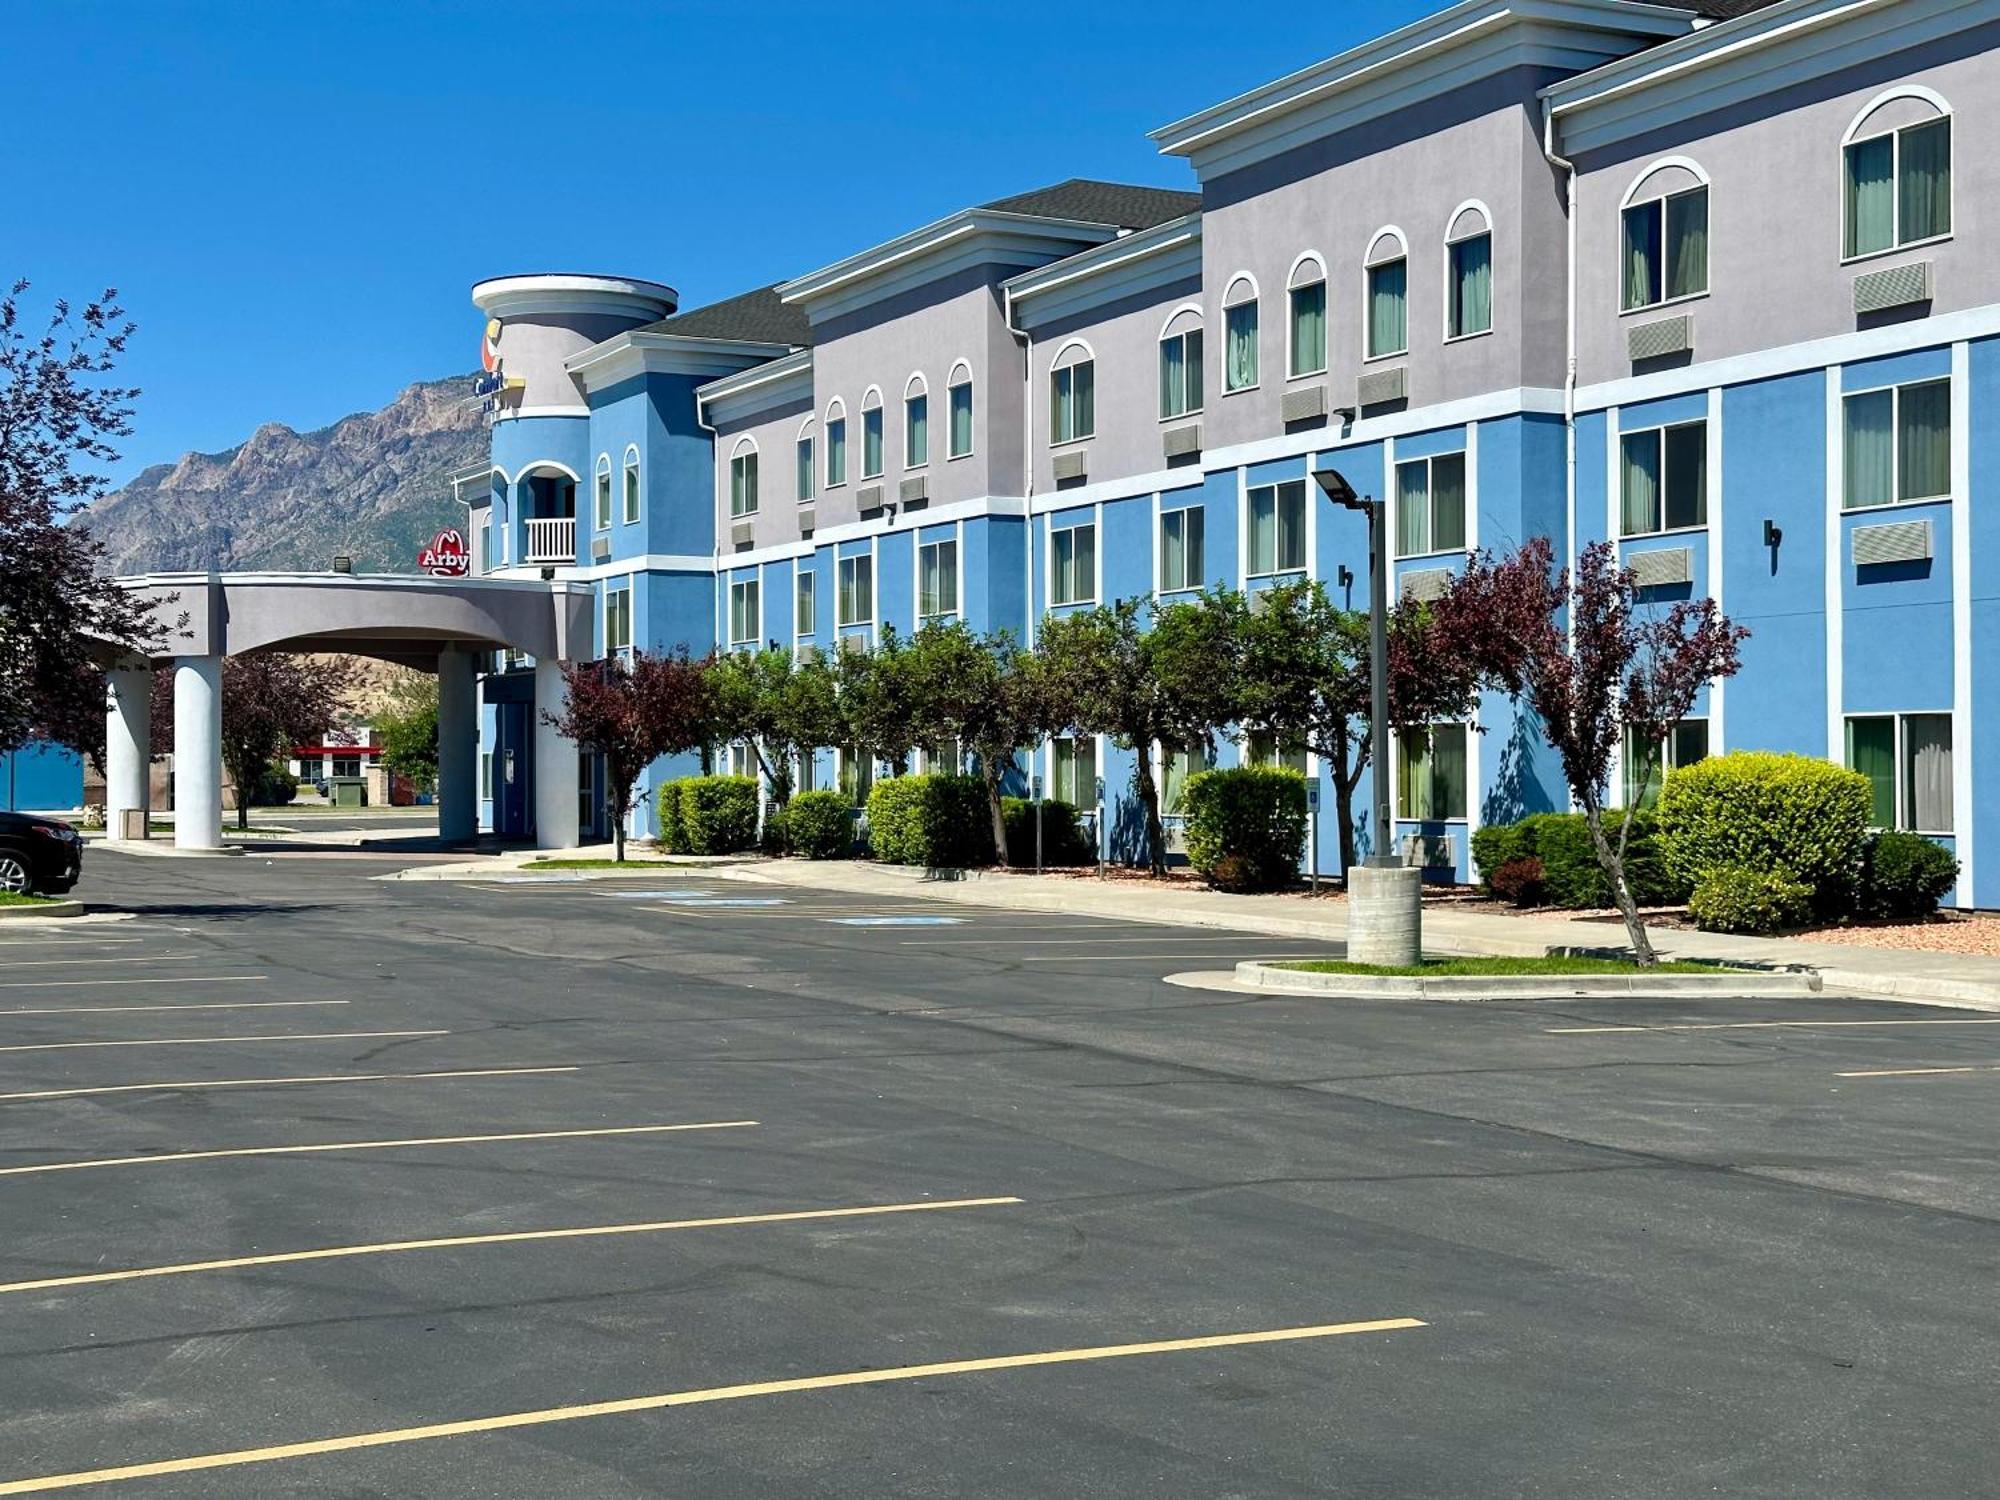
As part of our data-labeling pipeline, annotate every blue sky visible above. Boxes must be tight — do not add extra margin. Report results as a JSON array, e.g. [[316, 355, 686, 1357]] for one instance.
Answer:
[[8, 1, 1432, 487]]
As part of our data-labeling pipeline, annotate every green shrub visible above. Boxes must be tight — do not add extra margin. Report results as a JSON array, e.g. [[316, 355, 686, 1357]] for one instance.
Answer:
[[1656, 752, 1870, 912], [1477, 812, 1684, 909], [759, 805, 789, 856], [1688, 867, 1814, 935], [786, 790, 854, 860], [1859, 831, 1959, 919], [1002, 797, 1094, 867], [670, 775, 760, 855], [1182, 766, 1307, 893], [657, 779, 688, 853], [865, 774, 994, 867], [252, 767, 298, 806], [1489, 855, 1545, 907], [1470, 822, 1524, 888]]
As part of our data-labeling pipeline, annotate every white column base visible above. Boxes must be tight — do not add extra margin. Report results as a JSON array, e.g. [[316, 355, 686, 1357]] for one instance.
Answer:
[[532, 659, 580, 851], [172, 656, 224, 852], [1346, 863, 1423, 967], [104, 666, 152, 842]]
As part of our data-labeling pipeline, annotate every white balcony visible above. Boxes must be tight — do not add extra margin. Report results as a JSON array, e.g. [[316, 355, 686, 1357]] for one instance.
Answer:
[[524, 517, 576, 565]]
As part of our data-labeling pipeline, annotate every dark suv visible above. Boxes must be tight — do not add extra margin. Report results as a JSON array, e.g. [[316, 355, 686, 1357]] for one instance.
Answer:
[[0, 811, 83, 896]]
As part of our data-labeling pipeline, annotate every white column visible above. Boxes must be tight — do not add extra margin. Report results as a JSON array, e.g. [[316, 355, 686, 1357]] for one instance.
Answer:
[[532, 658, 580, 850], [173, 655, 224, 851], [104, 665, 151, 842], [436, 649, 478, 844]]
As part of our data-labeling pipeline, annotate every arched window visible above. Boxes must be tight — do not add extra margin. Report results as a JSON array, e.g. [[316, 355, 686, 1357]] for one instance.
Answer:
[[1286, 257, 1326, 378], [1843, 87, 1951, 259], [946, 360, 974, 458], [621, 444, 641, 524], [1621, 160, 1709, 311], [1364, 230, 1408, 359], [592, 453, 613, 531], [1158, 306, 1203, 420], [903, 373, 929, 469], [1444, 202, 1492, 339], [860, 387, 885, 479], [728, 437, 759, 519], [1050, 341, 1095, 444], [795, 417, 816, 503], [824, 399, 847, 487], [1222, 274, 1259, 392]]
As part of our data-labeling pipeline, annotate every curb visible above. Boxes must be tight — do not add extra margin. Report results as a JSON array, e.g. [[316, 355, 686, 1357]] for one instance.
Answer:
[[1233, 960, 1824, 1001], [0, 900, 85, 920], [94, 841, 246, 859]]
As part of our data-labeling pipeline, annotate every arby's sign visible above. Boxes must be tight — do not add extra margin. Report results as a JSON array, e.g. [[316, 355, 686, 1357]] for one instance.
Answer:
[[418, 528, 471, 578]]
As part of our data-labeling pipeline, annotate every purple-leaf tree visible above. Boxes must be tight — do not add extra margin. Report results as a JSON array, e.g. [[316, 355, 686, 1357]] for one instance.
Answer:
[[543, 649, 713, 861], [1442, 538, 1748, 964]]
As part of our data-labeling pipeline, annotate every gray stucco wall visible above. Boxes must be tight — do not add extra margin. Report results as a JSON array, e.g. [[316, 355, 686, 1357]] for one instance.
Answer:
[[713, 392, 815, 554]]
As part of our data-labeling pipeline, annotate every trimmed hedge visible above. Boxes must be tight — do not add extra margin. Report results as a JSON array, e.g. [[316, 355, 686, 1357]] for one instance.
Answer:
[[1182, 766, 1307, 893], [1002, 797, 1094, 867], [1472, 811, 1685, 909], [786, 790, 854, 860], [1860, 830, 1959, 919], [1656, 752, 1870, 911], [1689, 867, 1814, 935], [866, 774, 994, 868], [656, 775, 759, 855]]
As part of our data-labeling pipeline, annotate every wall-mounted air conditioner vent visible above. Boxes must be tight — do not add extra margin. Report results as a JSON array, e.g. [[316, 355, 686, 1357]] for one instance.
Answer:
[[730, 520, 754, 548], [1853, 261, 1932, 315], [1052, 450, 1089, 484], [899, 476, 927, 505], [1627, 315, 1693, 362], [1627, 546, 1692, 588], [1401, 832, 1455, 869], [1357, 366, 1407, 407], [856, 485, 885, 516], [1281, 384, 1327, 423], [1852, 517, 1932, 567], [1400, 567, 1452, 602], [797, 504, 816, 535], [1162, 423, 1203, 460]]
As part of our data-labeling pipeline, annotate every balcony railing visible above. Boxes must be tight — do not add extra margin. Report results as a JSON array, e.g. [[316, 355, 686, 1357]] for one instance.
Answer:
[[524, 517, 576, 565]]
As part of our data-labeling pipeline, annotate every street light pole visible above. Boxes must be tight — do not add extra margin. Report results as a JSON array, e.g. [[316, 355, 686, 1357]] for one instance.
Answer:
[[1364, 489, 1393, 869]]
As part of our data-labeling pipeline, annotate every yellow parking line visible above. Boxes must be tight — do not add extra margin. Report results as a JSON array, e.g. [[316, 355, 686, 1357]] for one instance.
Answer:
[[0, 1029, 444, 1056], [0, 1120, 755, 1179], [0, 1316, 1423, 1493], [0, 975, 266, 990], [1546, 1018, 2000, 1034], [0, 1000, 349, 1018], [1835, 1064, 2000, 1078], [0, 1065, 579, 1104], [0, 1195, 1022, 1296]]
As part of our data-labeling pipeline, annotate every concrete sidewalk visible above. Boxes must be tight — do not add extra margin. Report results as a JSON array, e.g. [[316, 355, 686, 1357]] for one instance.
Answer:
[[735, 858, 2000, 1011]]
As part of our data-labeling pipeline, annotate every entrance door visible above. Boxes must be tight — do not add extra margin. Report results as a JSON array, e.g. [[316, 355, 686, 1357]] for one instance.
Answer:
[[493, 701, 532, 839]]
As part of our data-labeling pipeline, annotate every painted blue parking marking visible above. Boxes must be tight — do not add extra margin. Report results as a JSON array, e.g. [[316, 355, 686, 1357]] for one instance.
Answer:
[[652, 896, 791, 908], [823, 916, 966, 927], [609, 889, 718, 899]]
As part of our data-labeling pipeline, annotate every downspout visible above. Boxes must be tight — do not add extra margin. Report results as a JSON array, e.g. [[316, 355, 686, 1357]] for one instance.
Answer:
[[1542, 97, 1578, 635], [1003, 283, 1036, 649], [695, 391, 727, 788]]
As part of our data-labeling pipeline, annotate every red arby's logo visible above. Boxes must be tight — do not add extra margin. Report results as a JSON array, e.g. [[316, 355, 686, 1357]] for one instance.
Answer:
[[419, 528, 471, 578]]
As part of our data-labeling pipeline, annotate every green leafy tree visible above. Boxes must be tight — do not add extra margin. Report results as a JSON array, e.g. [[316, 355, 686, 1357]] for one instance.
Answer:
[[374, 675, 438, 795], [544, 648, 714, 861], [706, 646, 844, 806], [1035, 594, 1240, 875], [835, 624, 917, 777], [151, 655, 354, 829], [901, 621, 1045, 865]]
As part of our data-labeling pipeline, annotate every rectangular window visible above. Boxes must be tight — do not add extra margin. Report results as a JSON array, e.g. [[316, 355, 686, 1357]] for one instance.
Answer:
[[1225, 299, 1259, 390], [1247, 730, 1310, 778], [862, 405, 884, 478], [604, 587, 632, 657], [1050, 520, 1096, 606], [1394, 452, 1467, 557], [480, 751, 492, 801], [794, 569, 815, 637], [1847, 712, 1952, 832], [1843, 378, 1949, 509], [919, 538, 958, 620], [730, 450, 758, 518], [1051, 360, 1095, 443], [1845, 116, 1950, 259], [1396, 723, 1468, 820], [948, 378, 973, 457], [594, 466, 612, 530], [796, 437, 814, 502], [1247, 480, 1307, 575], [905, 393, 928, 468], [623, 459, 640, 524], [839, 746, 873, 808], [1158, 328, 1204, 419], [1367, 255, 1407, 358], [1288, 281, 1325, 377], [826, 418, 847, 487], [728, 578, 760, 646], [1622, 186, 1708, 311], [1619, 421, 1707, 536], [1622, 717, 1708, 808], [475, 517, 491, 575], [837, 553, 873, 627], [1447, 232, 1492, 338], [1052, 736, 1096, 809], [1161, 741, 1210, 815], [1159, 505, 1206, 593]]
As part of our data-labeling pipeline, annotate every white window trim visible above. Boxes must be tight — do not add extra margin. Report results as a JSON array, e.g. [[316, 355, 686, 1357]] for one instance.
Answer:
[[794, 416, 816, 505], [1441, 199, 1495, 345], [1284, 253, 1329, 380], [859, 386, 886, 480], [793, 559, 815, 641], [621, 444, 642, 525], [602, 584, 634, 660], [1155, 302, 1206, 424], [1049, 338, 1097, 448], [1392, 448, 1472, 561], [1393, 720, 1473, 824], [592, 453, 613, 532], [1221, 272, 1261, 395], [1838, 374, 1953, 513], [1839, 86, 1954, 266], [835, 544, 877, 639], [1845, 709, 1955, 836], [903, 372, 929, 471], [823, 399, 848, 489], [945, 358, 975, 461], [1618, 171, 1712, 315], [1618, 418, 1709, 538], [916, 531, 961, 623], [727, 574, 762, 648], [1046, 508, 1101, 608], [1363, 225, 1410, 363], [1244, 477, 1309, 579], [1157, 500, 1206, 595], [728, 436, 760, 519]]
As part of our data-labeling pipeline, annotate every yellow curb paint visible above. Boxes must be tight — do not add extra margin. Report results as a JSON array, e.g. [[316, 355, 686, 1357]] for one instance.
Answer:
[[0, 1065, 578, 1104], [0, 1030, 445, 1056], [1546, 1018, 2000, 1034], [0, 1120, 756, 1179], [1835, 1064, 2000, 1078], [0, 1000, 349, 1018], [0, 1195, 1023, 1295], [0, 975, 266, 989], [0, 1317, 1425, 1493]]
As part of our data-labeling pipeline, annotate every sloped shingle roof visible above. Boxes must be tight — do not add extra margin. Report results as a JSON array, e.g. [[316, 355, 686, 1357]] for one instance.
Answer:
[[640, 285, 811, 347], [977, 178, 1201, 231]]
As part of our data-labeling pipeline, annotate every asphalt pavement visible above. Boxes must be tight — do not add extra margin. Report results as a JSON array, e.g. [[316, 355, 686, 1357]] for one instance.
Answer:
[[0, 848, 1993, 1496]]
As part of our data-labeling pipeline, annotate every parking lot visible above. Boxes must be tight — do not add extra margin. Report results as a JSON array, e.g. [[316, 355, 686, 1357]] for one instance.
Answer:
[[0, 850, 1994, 1496]]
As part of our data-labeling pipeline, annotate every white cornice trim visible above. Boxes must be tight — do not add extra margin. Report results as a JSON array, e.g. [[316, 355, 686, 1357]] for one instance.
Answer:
[[697, 348, 816, 426], [1005, 215, 1205, 328], [470, 274, 678, 321], [778, 209, 1121, 306], [722, 496, 1031, 571], [1201, 385, 1567, 473], [566, 332, 794, 393]]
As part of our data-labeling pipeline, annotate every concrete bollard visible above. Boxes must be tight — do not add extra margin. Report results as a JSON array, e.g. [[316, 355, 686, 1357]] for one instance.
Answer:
[[1347, 863, 1423, 967]]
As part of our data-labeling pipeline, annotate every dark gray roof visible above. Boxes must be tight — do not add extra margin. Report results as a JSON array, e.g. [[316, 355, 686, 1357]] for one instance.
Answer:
[[978, 178, 1201, 231], [639, 285, 811, 347], [1666, 0, 1790, 18]]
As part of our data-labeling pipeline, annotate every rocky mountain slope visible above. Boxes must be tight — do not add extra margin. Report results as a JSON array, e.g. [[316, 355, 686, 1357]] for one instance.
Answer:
[[83, 376, 485, 574]]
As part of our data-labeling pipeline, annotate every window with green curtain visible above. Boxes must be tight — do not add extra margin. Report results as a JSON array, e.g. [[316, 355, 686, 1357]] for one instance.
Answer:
[[1288, 278, 1326, 375], [948, 379, 973, 457], [1845, 716, 1896, 826], [1273, 480, 1306, 571], [1622, 200, 1661, 311], [730, 451, 758, 517], [919, 539, 957, 618], [1053, 736, 1095, 808], [1429, 454, 1466, 552], [1160, 506, 1204, 592], [1665, 189, 1708, 300], [826, 418, 846, 486], [796, 437, 813, 502], [1397, 724, 1466, 820], [1248, 731, 1309, 776], [1844, 133, 1895, 257], [729, 579, 759, 644], [623, 457, 640, 523], [1367, 256, 1406, 357], [1843, 388, 1894, 508], [1159, 331, 1194, 419], [1621, 429, 1662, 535], [838, 554, 872, 626], [840, 747, 873, 808], [794, 570, 814, 636], [1448, 233, 1491, 338], [1052, 361, 1095, 442], [1162, 741, 1209, 814], [1899, 117, 1951, 244], [1247, 485, 1278, 574], [594, 461, 612, 529], [905, 393, 927, 468], [605, 588, 632, 654], [1898, 378, 1950, 501], [1225, 299, 1259, 390], [1623, 718, 1708, 808], [861, 404, 883, 478], [1051, 523, 1094, 605], [1663, 422, 1707, 529], [1396, 458, 1430, 557]]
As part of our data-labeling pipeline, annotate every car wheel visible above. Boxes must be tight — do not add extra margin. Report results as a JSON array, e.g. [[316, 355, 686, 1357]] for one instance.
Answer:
[[0, 852, 32, 896]]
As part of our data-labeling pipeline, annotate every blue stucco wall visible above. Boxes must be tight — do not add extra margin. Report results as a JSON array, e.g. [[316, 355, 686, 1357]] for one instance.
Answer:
[[2, 743, 83, 812]]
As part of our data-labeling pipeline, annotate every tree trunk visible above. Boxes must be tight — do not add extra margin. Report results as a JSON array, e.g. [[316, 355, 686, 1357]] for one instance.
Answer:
[[229, 755, 251, 830], [1583, 796, 1656, 965], [1134, 747, 1167, 877], [1330, 723, 1360, 875], [612, 799, 626, 863], [984, 761, 1010, 869]]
